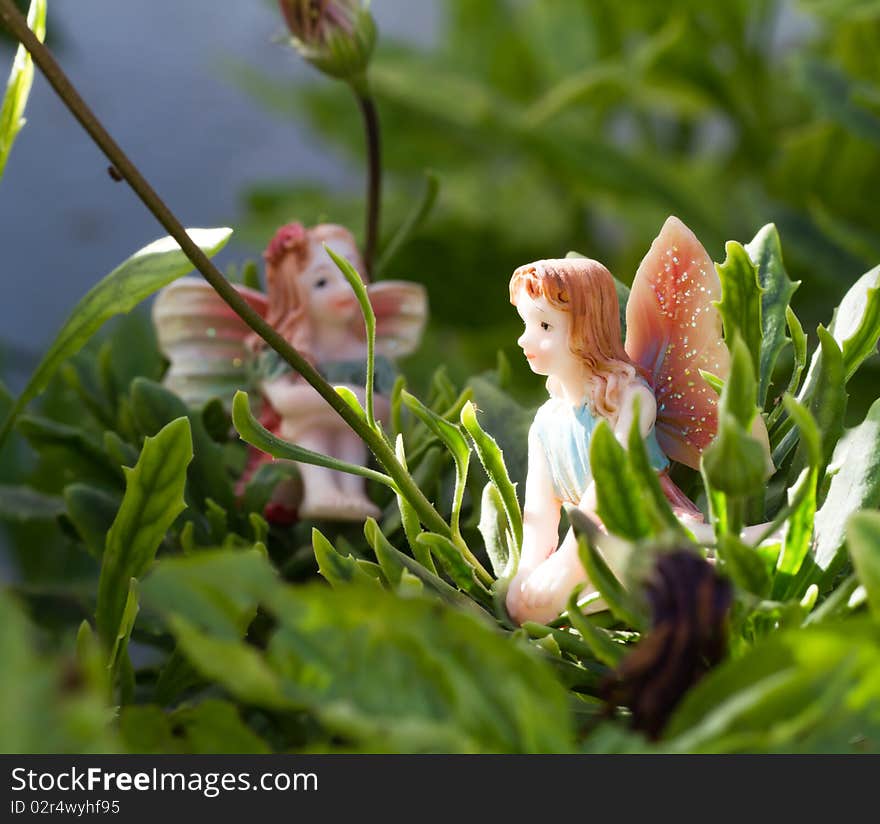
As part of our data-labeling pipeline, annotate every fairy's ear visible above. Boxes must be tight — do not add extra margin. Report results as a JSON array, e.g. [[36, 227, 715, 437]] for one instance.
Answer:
[[624, 216, 729, 470]]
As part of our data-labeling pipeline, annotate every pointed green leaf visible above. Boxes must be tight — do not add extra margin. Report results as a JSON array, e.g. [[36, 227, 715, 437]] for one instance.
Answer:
[[415, 532, 493, 608], [565, 589, 626, 667], [313, 528, 381, 590], [827, 264, 880, 382], [364, 517, 405, 587], [589, 419, 651, 540], [0, 485, 64, 522], [478, 481, 516, 578], [745, 224, 800, 406], [460, 400, 523, 549], [96, 417, 193, 649], [715, 241, 763, 378]]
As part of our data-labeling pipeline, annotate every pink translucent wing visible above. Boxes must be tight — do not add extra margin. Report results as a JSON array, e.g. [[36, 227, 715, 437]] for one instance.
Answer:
[[624, 217, 729, 470], [347, 281, 428, 358], [152, 278, 267, 407]]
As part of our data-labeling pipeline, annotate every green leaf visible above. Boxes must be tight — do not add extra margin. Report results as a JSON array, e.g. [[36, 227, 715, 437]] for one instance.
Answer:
[[0, 591, 117, 754], [786, 326, 847, 486], [744, 224, 800, 406], [589, 419, 651, 540], [715, 242, 764, 379], [392, 435, 435, 573], [772, 397, 820, 600], [827, 264, 880, 382], [478, 481, 516, 579], [415, 532, 493, 608], [0, 0, 46, 181], [232, 390, 393, 488], [460, 396, 525, 549], [170, 700, 272, 754], [565, 589, 626, 667], [808, 398, 880, 589], [626, 399, 687, 538], [846, 511, 880, 620], [0, 228, 232, 451], [568, 507, 647, 631], [140, 549, 277, 640], [312, 528, 381, 590], [325, 244, 376, 427], [664, 620, 880, 752], [0, 485, 64, 522], [363, 517, 405, 587], [107, 579, 139, 700], [717, 534, 771, 597], [404, 390, 470, 535], [63, 484, 121, 560], [96, 417, 193, 649]]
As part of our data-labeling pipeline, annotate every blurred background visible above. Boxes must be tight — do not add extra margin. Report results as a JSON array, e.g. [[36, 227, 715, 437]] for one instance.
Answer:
[[1, 0, 879, 582]]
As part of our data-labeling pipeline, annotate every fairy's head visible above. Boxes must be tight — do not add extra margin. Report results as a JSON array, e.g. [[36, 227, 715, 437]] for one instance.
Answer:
[[510, 257, 640, 418], [253, 222, 367, 358]]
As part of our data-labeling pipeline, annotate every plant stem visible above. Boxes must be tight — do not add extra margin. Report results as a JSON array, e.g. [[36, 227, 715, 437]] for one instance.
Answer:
[[355, 91, 381, 277], [0, 0, 451, 541]]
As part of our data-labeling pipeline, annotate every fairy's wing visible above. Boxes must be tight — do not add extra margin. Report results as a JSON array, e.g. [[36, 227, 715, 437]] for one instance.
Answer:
[[153, 277, 268, 409], [345, 281, 428, 358], [624, 217, 729, 470]]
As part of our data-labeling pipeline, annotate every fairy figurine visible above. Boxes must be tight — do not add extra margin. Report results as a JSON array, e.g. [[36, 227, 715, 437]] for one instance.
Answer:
[[505, 216, 771, 625], [153, 222, 427, 522]]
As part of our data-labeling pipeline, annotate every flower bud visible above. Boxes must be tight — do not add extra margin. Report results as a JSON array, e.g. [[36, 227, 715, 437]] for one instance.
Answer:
[[278, 0, 376, 85]]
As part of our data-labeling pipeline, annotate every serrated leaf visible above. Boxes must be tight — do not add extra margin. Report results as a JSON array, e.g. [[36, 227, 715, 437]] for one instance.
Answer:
[[0, 0, 46, 181], [744, 224, 800, 406], [96, 417, 193, 649], [312, 528, 381, 590], [460, 395, 524, 548], [0, 228, 233, 451], [589, 419, 651, 540], [715, 241, 763, 379]]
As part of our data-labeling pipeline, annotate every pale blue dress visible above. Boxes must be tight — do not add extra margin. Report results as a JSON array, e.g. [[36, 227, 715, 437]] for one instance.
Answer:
[[532, 396, 669, 505]]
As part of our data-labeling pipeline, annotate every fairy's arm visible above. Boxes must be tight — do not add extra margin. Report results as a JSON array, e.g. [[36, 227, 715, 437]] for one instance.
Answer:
[[519, 424, 563, 571], [614, 381, 657, 445]]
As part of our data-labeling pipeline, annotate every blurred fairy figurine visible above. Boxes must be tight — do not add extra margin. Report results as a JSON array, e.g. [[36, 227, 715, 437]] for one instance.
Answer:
[[506, 216, 771, 625], [153, 222, 427, 522]]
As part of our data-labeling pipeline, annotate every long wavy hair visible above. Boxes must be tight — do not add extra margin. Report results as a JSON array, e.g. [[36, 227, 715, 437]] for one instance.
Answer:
[[509, 257, 642, 419], [248, 222, 366, 361]]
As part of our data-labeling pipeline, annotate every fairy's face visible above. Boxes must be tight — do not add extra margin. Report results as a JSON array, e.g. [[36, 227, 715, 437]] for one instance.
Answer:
[[277, 235, 363, 326], [515, 290, 576, 378]]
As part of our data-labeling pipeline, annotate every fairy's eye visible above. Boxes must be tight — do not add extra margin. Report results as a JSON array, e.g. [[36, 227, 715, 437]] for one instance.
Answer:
[[540, 321, 550, 331], [314, 278, 328, 289]]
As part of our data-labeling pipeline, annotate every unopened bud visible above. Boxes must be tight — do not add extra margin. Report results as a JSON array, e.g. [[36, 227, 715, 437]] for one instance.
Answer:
[[278, 0, 376, 85]]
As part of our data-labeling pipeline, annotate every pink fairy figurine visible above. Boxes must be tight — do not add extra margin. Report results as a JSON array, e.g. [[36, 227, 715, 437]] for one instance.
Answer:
[[505, 216, 772, 625], [153, 222, 427, 522]]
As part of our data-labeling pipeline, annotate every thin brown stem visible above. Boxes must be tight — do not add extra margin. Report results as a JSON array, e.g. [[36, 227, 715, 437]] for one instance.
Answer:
[[0, 0, 451, 539], [355, 92, 381, 277]]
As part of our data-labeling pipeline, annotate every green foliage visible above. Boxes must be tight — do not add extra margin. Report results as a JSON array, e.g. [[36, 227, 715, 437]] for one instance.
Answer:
[[140, 550, 573, 753]]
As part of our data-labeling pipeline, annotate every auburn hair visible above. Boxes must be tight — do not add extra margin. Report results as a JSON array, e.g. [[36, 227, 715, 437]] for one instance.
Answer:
[[249, 222, 366, 360], [509, 258, 642, 419]]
